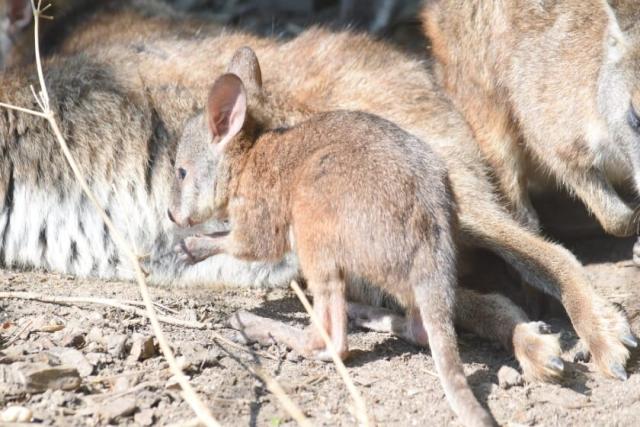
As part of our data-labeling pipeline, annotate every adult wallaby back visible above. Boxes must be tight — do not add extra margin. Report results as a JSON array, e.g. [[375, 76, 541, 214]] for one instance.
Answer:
[[167, 47, 494, 426], [423, 0, 640, 255], [0, 0, 220, 70], [0, 21, 634, 382]]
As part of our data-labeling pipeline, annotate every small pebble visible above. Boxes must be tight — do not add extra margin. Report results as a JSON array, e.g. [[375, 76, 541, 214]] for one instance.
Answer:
[[498, 365, 524, 389], [0, 406, 32, 422]]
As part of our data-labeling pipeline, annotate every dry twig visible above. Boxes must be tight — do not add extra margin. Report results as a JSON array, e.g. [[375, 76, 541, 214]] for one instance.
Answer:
[[0, 291, 207, 329], [290, 281, 372, 426]]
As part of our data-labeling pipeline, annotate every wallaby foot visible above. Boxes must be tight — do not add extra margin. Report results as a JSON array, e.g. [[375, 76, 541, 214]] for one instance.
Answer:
[[572, 296, 637, 380], [349, 300, 563, 383], [347, 302, 430, 346], [175, 232, 229, 264], [228, 310, 308, 352], [512, 321, 563, 381]]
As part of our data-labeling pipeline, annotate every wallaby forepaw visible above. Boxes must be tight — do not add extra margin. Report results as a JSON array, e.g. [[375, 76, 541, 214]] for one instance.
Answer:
[[513, 321, 563, 382]]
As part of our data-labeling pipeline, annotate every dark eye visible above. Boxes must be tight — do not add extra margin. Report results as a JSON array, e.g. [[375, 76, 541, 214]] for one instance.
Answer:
[[177, 167, 187, 180], [628, 103, 640, 132]]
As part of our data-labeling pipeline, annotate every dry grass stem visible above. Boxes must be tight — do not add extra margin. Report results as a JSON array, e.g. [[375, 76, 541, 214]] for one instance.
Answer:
[[0, 291, 207, 329], [290, 281, 373, 427]]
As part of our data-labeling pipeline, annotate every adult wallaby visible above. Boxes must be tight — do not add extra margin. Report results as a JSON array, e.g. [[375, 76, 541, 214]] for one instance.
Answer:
[[0, 23, 633, 381], [168, 47, 494, 426], [423, 0, 640, 259], [0, 0, 219, 70]]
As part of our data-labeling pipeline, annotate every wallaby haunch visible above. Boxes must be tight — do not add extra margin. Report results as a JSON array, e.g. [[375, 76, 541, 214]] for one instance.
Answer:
[[168, 47, 494, 427]]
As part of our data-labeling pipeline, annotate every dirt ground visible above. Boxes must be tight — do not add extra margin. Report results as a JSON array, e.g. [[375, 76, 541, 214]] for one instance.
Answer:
[[1, 201, 640, 427]]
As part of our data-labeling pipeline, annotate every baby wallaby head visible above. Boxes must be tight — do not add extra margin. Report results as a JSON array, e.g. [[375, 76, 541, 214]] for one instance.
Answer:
[[168, 46, 262, 228]]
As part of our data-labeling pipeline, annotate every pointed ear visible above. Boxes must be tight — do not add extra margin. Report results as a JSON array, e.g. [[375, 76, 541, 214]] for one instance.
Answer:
[[226, 46, 263, 96], [207, 73, 247, 149], [7, 0, 32, 32]]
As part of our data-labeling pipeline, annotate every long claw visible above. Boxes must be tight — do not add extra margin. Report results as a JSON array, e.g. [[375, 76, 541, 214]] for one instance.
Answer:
[[621, 333, 638, 348], [610, 363, 628, 381], [546, 356, 564, 373]]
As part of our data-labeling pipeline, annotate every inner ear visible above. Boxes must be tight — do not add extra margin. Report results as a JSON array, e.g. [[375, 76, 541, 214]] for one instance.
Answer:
[[207, 73, 247, 147], [8, 0, 32, 31]]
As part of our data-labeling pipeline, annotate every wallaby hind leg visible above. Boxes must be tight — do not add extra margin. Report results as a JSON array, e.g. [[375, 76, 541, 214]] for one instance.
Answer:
[[304, 278, 349, 361], [228, 279, 348, 361], [470, 208, 637, 379], [348, 303, 429, 346], [454, 289, 562, 382], [349, 288, 563, 382]]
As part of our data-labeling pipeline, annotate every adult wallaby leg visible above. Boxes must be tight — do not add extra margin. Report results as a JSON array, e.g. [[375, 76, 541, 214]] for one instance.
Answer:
[[443, 85, 538, 231], [551, 166, 635, 237], [468, 205, 636, 379], [348, 287, 562, 381]]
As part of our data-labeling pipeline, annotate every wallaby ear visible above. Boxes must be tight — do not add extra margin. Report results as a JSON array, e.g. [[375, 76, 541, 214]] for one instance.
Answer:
[[207, 73, 247, 149], [7, 0, 32, 32], [226, 46, 263, 95]]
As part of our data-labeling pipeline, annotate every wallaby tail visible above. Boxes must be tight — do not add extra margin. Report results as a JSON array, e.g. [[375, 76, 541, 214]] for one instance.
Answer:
[[421, 302, 496, 427], [412, 234, 495, 426]]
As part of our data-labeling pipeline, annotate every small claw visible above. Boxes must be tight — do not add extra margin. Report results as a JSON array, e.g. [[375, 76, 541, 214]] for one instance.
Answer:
[[546, 356, 564, 373], [573, 350, 591, 363], [621, 333, 638, 348], [537, 322, 552, 334], [610, 363, 628, 381]]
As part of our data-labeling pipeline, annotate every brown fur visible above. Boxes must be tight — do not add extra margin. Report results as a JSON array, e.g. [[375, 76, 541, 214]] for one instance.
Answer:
[[0, 20, 634, 382], [168, 49, 494, 426], [120, 28, 634, 381], [423, 0, 640, 240], [0, 0, 221, 70]]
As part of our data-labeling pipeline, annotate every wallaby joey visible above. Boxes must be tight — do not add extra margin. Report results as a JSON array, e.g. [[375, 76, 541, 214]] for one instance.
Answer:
[[168, 47, 494, 427]]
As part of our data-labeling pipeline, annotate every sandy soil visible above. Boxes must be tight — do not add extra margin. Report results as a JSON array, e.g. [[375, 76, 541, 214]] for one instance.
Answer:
[[1, 209, 639, 427]]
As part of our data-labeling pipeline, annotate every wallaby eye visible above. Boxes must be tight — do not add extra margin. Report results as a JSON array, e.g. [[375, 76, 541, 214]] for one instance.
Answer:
[[177, 167, 187, 180], [628, 103, 640, 133]]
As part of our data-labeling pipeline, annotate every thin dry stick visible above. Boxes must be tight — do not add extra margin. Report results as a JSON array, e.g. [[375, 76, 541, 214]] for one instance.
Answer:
[[0, 291, 206, 329], [0, 2, 220, 426], [249, 366, 313, 427], [290, 281, 372, 427]]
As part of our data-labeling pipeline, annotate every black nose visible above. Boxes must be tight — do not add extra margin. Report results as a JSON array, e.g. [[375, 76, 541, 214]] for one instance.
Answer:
[[167, 209, 176, 223]]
